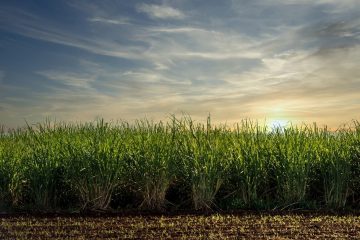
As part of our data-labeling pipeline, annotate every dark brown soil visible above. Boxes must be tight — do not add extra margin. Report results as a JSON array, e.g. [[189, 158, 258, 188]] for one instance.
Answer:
[[0, 212, 359, 239]]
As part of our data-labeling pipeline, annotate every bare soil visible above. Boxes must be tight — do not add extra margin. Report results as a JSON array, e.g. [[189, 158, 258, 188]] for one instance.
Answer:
[[0, 212, 359, 239]]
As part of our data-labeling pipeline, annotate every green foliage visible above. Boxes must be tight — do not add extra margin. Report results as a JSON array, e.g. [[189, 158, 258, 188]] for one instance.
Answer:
[[123, 120, 176, 210], [177, 116, 231, 210], [0, 116, 359, 212]]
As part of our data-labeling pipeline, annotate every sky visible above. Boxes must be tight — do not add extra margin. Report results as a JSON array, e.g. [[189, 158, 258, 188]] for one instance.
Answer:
[[0, 0, 360, 128]]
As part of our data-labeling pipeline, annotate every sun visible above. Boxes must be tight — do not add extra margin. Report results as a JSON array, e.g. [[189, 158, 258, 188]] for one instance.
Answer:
[[268, 119, 289, 130]]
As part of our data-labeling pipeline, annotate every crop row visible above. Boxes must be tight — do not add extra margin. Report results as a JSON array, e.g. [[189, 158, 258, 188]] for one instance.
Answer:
[[0, 117, 359, 212]]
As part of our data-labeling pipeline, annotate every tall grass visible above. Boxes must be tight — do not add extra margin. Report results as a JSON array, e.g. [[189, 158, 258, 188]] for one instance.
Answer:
[[123, 120, 176, 210], [61, 120, 124, 210], [227, 121, 270, 208], [271, 126, 312, 206], [177, 116, 231, 210], [0, 116, 359, 212]]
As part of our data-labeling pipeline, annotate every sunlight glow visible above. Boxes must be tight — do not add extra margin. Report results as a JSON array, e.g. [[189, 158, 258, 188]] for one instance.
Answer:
[[268, 119, 289, 130]]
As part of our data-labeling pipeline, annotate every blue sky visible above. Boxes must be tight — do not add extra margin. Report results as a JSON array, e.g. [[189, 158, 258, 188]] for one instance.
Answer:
[[0, 0, 360, 128]]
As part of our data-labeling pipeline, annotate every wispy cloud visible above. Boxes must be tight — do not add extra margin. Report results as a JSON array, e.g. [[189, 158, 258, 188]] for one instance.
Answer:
[[136, 3, 185, 19], [149, 27, 213, 33], [36, 70, 96, 89], [0, 6, 145, 60], [260, 0, 358, 6], [257, 0, 360, 16], [1, 1, 360, 128], [88, 17, 130, 25]]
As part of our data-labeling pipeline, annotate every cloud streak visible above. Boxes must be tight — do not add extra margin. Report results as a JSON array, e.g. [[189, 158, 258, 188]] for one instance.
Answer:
[[0, 1, 359, 128], [36, 70, 96, 89], [88, 17, 130, 25], [136, 3, 185, 19], [0, 6, 147, 60]]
